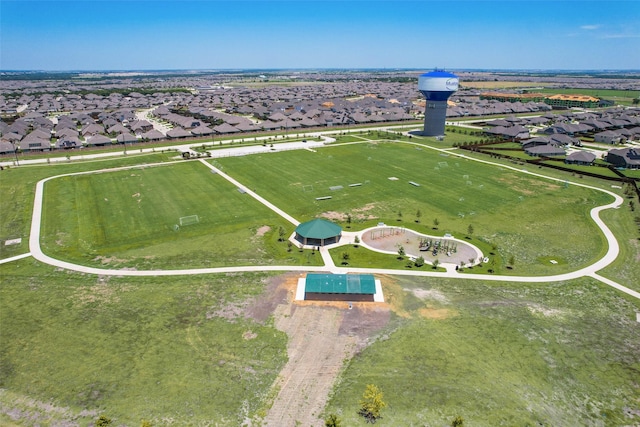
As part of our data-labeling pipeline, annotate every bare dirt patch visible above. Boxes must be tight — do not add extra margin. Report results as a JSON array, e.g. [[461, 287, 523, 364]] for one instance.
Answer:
[[419, 307, 456, 320], [242, 330, 258, 340], [69, 277, 127, 307], [320, 211, 347, 221], [408, 288, 449, 303], [262, 274, 390, 427], [255, 225, 271, 237]]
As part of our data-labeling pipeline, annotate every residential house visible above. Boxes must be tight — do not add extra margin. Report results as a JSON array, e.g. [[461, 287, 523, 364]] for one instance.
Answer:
[[565, 151, 596, 165], [594, 130, 622, 145], [606, 148, 640, 169]]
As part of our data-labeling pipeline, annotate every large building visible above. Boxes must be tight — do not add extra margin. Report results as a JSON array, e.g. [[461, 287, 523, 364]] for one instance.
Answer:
[[480, 92, 601, 109], [418, 70, 459, 136]]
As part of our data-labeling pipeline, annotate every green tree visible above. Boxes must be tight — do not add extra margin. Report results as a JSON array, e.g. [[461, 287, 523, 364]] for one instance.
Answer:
[[278, 226, 286, 241], [508, 255, 515, 268], [467, 224, 474, 238], [341, 252, 350, 265], [433, 218, 440, 229], [141, 421, 153, 427], [414, 256, 425, 267], [415, 209, 422, 223], [397, 210, 403, 221], [432, 258, 440, 269], [346, 213, 352, 228], [397, 245, 405, 259], [451, 415, 464, 426], [325, 413, 342, 427], [354, 235, 360, 247], [96, 415, 112, 427], [359, 384, 386, 422]]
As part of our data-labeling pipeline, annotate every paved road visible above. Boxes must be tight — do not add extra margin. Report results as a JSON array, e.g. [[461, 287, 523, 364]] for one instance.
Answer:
[[4, 128, 638, 301]]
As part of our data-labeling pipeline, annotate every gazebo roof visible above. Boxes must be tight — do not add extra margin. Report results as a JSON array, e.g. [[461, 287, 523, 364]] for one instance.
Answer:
[[295, 218, 342, 239]]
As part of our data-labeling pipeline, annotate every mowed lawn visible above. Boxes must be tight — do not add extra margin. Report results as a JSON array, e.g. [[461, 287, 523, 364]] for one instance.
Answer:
[[215, 142, 612, 276], [40, 160, 321, 269], [324, 276, 640, 426]]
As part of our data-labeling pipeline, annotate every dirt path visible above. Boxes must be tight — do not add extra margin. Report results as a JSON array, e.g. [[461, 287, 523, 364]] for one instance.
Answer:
[[262, 305, 357, 426], [261, 274, 391, 427]]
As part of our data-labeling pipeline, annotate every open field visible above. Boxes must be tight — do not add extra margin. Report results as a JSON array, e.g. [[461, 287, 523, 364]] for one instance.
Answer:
[[1, 132, 639, 426], [0, 261, 289, 426], [215, 141, 612, 276], [461, 81, 554, 89], [39, 160, 321, 269], [0, 153, 177, 259], [1, 262, 638, 426], [324, 275, 640, 426], [536, 88, 639, 106]]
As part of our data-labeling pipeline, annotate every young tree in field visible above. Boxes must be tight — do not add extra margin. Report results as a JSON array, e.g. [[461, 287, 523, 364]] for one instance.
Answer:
[[278, 226, 286, 241], [433, 218, 440, 230], [397, 210, 403, 221], [416, 209, 422, 223], [96, 415, 112, 427], [141, 421, 153, 427], [508, 255, 515, 268], [325, 414, 342, 427], [358, 384, 386, 423], [341, 252, 350, 265], [432, 258, 440, 269], [354, 235, 360, 247], [397, 245, 405, 259], [414, 256, 425, 267], [467, 224, 474, 238], [346, 213, 352, 228], [451, 415, 464, 427]]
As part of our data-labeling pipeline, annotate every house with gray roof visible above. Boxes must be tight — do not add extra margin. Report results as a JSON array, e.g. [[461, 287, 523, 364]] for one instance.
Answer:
[[86, 134, 112, 146], [565, 150, 596, 165], [55, 136, 82, 149], [606, 148, 640, 169], [594, 130, 623, 144], [19, 138, 51, 152], [166, 127, 192, 139], [116, 133, 138, 144], [525, 144, 565, 157], [141, 129, 165, 141]]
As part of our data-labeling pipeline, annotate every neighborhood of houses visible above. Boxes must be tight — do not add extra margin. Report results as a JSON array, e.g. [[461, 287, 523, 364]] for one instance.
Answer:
[[0, 70, 639, 169]]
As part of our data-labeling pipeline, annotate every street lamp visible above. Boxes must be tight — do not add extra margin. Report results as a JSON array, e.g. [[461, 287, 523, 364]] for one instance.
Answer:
[[11, 141, 20, 166]]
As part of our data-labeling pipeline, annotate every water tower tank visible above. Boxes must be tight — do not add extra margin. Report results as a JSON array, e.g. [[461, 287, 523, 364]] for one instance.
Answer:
[[418, 70, 459, 136]]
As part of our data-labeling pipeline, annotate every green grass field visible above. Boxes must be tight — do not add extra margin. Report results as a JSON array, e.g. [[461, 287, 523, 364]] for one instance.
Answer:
[[215, 141, 612, 276], [0, 261, 288, 426], [536, 88, 639, 106], [39, 160, 321, 269], [324, 275, 640, 426], [1, 136, 639, 426]]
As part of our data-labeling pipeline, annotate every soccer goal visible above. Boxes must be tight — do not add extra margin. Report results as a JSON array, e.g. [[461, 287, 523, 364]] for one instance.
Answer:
[[179, 215, 200, 226], [302, 184, 314, 192]]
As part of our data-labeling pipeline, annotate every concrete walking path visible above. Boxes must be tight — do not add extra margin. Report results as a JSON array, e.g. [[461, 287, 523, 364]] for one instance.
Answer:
[[4, 135, 635, 301]]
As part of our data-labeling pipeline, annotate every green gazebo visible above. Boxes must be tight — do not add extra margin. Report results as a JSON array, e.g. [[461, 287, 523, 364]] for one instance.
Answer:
[[294, 218, 342, 246]]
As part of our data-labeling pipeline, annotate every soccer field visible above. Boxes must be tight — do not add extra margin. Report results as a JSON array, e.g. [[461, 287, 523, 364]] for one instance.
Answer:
[[40, 161, 321, 269], [215, 141, 611, 275]]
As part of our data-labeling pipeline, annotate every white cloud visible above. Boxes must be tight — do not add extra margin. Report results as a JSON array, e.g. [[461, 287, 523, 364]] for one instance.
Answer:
[[599, 33, 640, 39], [580, 24, 601, 30]]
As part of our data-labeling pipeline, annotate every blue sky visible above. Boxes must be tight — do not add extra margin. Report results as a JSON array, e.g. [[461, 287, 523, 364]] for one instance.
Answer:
[[1, 0, 638, 70]]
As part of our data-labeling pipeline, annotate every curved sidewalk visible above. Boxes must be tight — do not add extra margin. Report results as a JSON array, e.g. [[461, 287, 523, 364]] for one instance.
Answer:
[[15, 141, 638, 301]]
